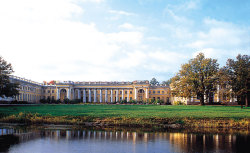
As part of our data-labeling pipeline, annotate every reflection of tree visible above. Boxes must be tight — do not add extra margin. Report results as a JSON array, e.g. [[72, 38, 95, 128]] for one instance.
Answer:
[[1, 127, 249, 153]]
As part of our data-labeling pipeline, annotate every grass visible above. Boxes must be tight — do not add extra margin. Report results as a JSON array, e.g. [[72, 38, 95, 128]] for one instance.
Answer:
[[0, 104, 250, 119], [0, 105, 249, 129]]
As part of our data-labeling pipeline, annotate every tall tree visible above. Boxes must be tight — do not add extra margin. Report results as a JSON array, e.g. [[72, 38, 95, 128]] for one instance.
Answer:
[[150, 77, 159, 85], [171, 53, 219, 105], [0, 56, 19, 98], [162, 79, 172, 86], [225, 54, 250, 107]]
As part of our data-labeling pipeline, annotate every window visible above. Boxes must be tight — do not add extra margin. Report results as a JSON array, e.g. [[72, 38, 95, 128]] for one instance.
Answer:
[[157, 91, 160, 94], [125, 91, 127, 94], [120, 97, 122, 101], [130, 97, 132, 100], [120, 91, 122, 94], [52, 90, 54, 93], [48, 90, 50, 93], [52, 96, 55, 100], [149, 91, 151, 94], [153, 91, 155, 94], [157, 97, 160, 100], [130, 91, 132, 94], [162, 91, 165, 94]]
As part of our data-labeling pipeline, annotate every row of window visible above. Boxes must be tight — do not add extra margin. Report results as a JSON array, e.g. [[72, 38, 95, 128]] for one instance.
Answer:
[[47, 90, 55, 93], [19, 85, 39, 92], [149, 91, 165, 94]]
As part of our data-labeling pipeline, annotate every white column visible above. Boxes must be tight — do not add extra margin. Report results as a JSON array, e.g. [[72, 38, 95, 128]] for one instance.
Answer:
[[230, 89, 232, 102], [83, 89, 86, 103], [111, 89, 113, 102], [100, 89, 102, 103], [72, 88, 75, 100], [67, 88, 70, 99], [146, 88, 148, 99], [94, 89, 97, 102], [116, 89, 118, 102], [57, 88, 60, 100], [127, 89, 129, 101], [78, 89, 81, 99], [105, 89, 108, 102], [89, 89, 91, 102], [217, 85, 220, 102], [134, 88, 137, 101], [191, 96, 194, 102], [122, 89, 124, 100]]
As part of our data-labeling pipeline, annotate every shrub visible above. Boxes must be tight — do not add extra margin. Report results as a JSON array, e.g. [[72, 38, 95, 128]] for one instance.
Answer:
[[63, 98, 70, 104], [173, 101, 185, 105], [70, 99, 81, 104], [40, 98, 47, 104]]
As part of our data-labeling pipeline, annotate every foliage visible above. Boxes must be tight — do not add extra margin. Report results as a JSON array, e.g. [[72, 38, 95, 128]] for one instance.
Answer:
[[162, 79, 172, 86], [63, 98, 70, 104], [0, 56, 19, 98], [150, 77, 159, 86], [173, 101, 185, 105], [171, 53, 219, 105], [225, 54, 250, 107]]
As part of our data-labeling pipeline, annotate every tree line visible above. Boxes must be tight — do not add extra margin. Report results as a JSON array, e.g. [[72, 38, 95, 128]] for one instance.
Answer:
[[169, 53, 249, 107]]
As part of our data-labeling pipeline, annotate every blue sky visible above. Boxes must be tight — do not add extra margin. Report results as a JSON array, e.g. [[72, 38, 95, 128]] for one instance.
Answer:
[[0, 0, 249, 82]]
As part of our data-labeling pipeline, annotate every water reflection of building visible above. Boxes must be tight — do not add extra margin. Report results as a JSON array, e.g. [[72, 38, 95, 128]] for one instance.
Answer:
[[0, 128, 249, 153]]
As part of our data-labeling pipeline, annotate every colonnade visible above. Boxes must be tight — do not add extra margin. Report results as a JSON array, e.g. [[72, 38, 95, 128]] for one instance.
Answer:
[[57, 88, 149, 103]]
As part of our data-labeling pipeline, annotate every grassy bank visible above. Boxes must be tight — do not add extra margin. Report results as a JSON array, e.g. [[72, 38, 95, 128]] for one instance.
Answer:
[[0, 105, 250, 129]]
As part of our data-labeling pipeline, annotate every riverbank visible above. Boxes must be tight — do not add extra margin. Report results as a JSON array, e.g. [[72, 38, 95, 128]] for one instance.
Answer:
[[0, 105, 249, 129]]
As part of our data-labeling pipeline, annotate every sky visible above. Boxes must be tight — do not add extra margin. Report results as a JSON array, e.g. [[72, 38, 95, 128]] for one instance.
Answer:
[[0, 0, 249, 82]]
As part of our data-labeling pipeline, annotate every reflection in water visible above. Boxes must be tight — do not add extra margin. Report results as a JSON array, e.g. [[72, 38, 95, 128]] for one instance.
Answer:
[[0, 127, 249, 153]]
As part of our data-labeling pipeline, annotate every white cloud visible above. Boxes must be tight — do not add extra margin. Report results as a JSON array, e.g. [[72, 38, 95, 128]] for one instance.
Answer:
[[109, 10, 136, 16], [119, 23, 134, 29], [0, 0, 147, 82], [187, 18, 249, 49], [118, 23, 146, 32]]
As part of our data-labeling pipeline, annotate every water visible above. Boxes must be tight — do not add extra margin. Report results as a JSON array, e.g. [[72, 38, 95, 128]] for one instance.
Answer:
[[0, 126, 249, 153]]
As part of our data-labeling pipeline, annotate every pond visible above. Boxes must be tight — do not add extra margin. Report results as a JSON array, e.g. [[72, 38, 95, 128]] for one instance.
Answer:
[[0, 125, 249, 153]]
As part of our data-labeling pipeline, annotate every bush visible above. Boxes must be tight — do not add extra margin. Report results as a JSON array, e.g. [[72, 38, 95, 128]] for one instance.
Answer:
[[10, 101, 29, 104], [70, 99, 81, 104], [121, 100, 127, 104], [173, 101, 185, 105], [40, 98, 48, 104], [63, 98, 70, 104]]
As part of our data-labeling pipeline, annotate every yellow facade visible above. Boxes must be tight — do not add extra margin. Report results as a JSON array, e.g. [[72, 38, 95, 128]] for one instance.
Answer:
[[8, 76, 170, 103]]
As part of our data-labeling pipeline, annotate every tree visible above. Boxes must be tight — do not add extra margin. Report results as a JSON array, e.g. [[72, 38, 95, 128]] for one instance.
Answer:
[[217, 67, 231, 103], [0, 56, 19, 98], [171, 53, 219, 105], [162, 79, 172, 86], [150, 77, 159, 85], [225, 54, 249, 107]]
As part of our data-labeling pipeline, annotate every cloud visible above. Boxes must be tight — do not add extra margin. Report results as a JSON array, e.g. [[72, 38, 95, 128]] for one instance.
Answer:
[[109, 10, 136, 16], [118, 23, 134, 29], [0, 0, 147, 82], [187, 18, 249, 49], [118, 23, 146, 32]]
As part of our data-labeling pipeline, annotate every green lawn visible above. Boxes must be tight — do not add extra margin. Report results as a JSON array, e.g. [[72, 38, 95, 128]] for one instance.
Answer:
[[0, 104, 250, 119]]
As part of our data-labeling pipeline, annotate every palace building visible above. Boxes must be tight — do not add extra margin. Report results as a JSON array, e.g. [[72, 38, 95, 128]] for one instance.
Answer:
[[3, 75, 171, 103]]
